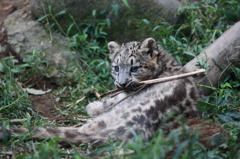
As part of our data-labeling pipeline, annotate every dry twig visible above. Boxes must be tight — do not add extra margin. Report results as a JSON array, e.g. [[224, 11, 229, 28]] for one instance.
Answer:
[[100, 69, 205, 99]]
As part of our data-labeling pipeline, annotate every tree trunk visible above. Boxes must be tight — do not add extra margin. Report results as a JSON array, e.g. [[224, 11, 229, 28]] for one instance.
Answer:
[[184, 21, 240, 96]]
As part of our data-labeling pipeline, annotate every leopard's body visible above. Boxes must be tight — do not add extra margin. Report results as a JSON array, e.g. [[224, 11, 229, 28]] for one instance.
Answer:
[[0, 38, 200, 145]]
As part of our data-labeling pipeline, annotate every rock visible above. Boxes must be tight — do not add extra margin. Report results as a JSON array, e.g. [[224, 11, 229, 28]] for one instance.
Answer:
[[31, 0, 180, 42], [4, 10, 80, 84]]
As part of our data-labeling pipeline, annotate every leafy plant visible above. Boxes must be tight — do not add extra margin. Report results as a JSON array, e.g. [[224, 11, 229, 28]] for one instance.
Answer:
[[37, 5, 113, 91], [0, 56, 40, 120], [1, 0, 240, 158]]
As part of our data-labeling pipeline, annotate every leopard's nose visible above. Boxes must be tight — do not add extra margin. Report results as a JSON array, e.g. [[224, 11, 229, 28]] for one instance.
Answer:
[[119, 82, 127, 87], [115, 80, 128, 88]]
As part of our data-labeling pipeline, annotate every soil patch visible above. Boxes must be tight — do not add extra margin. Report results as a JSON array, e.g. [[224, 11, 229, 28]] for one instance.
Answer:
[[29, 93, 57, 118]]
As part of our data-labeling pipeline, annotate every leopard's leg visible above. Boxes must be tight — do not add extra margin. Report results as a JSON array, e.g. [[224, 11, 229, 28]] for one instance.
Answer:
[[86, 101, 105, 117]]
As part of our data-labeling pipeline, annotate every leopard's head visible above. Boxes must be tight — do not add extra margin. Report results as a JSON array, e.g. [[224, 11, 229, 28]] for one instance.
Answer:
[[108, 38, 162, 88]]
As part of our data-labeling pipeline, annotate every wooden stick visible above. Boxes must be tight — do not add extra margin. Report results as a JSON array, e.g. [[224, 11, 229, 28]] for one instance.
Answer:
[[91, 86, 101, 99], [67, 96, 86, 111], [139, 69, 206, 85], [99, 69, 205, 99]]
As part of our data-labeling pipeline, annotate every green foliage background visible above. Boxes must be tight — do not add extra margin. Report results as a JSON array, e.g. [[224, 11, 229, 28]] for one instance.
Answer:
[[1, 0, 240, 158]]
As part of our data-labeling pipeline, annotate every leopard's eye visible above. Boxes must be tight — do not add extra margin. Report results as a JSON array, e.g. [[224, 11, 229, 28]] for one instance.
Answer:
[[130, 66, 139, 72], [114, 66, 119, 72]]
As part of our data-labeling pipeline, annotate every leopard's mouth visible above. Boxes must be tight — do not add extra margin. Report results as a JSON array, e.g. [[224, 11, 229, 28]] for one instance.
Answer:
[[115, 81, 142, 89]]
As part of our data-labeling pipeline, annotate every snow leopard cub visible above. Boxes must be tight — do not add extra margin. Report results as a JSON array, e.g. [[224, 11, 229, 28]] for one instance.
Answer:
[[0, 38, 200, 145]]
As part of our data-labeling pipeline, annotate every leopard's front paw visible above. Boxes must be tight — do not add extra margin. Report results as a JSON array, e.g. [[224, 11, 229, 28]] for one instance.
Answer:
[[86, 101, 105, 117]]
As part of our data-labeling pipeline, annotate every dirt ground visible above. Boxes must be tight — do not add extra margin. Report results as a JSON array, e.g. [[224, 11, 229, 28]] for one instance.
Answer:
[[0, 0, 58, 118]]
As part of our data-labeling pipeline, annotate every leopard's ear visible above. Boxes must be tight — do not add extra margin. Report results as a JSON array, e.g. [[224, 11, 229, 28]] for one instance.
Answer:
[[140, 37, 157, 50], [108, 41, 120, 61], [140, 38, 158, 59]]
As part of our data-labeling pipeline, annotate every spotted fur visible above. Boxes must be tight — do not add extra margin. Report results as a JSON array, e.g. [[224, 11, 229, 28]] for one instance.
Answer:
[[0, 38, 200, 145]]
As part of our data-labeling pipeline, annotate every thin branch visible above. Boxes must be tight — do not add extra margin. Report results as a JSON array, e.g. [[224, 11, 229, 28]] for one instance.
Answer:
[[67, 96, 86, 111], [139, 69, 206, 85]]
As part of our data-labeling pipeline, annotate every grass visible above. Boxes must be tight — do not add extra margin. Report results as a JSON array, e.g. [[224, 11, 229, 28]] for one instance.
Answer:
[[1, 0, 240, 158]]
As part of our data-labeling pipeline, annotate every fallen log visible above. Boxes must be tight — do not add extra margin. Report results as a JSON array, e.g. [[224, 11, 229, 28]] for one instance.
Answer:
[[184, 21, 240, 95]]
